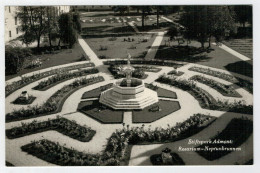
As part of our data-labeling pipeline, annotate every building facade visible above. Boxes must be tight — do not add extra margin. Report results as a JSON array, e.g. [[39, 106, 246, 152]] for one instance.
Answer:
[[5, 6, 70, 44]]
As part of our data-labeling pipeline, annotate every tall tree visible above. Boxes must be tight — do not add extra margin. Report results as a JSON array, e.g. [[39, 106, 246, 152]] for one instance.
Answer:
[[46, 7, 59, 47], [180, 6, 235, 48], [58, 13, 77, 48], [233, 5, 252, 27], [17, 6, 49, 49]]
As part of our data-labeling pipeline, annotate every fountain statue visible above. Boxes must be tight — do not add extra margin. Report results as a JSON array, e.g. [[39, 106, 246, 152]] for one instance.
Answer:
[[99, 53, 159, 110]]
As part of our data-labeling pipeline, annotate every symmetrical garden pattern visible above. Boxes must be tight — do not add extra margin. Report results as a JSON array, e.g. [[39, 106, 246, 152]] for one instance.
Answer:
[[5, 13, 253, 166]]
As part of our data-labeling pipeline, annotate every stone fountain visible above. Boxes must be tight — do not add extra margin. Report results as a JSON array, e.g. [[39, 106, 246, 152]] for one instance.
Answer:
[[99, 53, 158, 110]]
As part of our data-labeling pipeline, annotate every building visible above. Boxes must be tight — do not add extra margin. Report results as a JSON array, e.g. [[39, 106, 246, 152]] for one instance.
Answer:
[[5, 6, 70, 44]]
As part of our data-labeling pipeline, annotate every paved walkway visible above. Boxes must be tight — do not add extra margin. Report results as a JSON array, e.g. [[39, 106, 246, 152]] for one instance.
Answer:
[[144, 32, 165, 60]]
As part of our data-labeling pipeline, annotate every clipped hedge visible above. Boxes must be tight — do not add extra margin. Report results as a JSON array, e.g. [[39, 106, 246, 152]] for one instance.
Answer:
[[6, 63, 94, 97], [6, 76, 104, 122], [6, 116, 96, 142]]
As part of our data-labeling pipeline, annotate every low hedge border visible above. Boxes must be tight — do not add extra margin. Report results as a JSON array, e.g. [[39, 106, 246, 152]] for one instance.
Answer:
[[6, 117, 96, 142], [32, 68, 99, 91], [190, 75, 242, 98], [6, 63, 95, 97], [6, 76, 105, 122]]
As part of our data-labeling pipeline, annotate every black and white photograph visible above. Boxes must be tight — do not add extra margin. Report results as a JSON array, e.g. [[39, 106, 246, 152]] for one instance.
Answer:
[[2, 1, 257, 171]]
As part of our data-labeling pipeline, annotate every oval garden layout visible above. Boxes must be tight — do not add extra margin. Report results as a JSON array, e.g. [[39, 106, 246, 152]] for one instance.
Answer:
[[5, 6, 253, 166]]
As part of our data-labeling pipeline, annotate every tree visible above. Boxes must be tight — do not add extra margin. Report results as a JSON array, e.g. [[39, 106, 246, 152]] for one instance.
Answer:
[[46, 7, 59, 47], [5, 46, 32, 74], [233, 5, 252, 27], [72, 12, 82, 33], [58, 13, 77, 48], [180, 6, 235, 48], [17, 6, 49, 49]]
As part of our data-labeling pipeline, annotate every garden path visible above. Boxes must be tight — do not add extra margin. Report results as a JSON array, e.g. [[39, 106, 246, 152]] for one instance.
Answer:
[[144, 32, 166, 60]]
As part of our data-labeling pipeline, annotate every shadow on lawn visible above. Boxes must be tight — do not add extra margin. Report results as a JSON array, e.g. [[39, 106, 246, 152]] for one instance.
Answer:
[[224, 60, 253, 77], [155, 45, 212, 63]]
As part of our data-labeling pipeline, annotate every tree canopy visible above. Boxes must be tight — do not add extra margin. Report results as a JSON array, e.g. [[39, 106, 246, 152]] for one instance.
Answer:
[[179, 6, 236, 48]]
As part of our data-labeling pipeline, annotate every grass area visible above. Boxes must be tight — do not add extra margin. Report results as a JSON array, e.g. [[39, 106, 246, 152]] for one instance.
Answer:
[[12, 96, 36, 105], [6, 43, 89, 80], [223, 39, 252, 59], [150, 153, 185, 165], [196, 118, 253, 161], [132, 100, 180, 123], [155, 37, 253, 77], [78, 100, 123, 124], [84, 34, 156, 59], [145, 83, 178, 99], [81, 83, 113, 99]]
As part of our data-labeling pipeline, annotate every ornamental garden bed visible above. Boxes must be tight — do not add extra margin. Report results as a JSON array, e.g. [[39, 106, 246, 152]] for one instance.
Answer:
[[132, 100, 181, 123], [104, 59, 185, 68], [189, 66, 253, 94], [5, 63, 94, 97], [6, 117, 96, 142], [108, 65, 148, 79], [145, 83, 177, 99], [6, 76, 104, 122], [196, 118, 253, 161], [21, 113, 215, 166], [77, 100, 123, 124], [156, 75, 253, 114], [133, 65, 162, 73], [33, 68, 99, 91], [150, 153, 185, 165], [167, 70, 184, 76], [12, 96, 36, 105], [190, 75, 242, 98]]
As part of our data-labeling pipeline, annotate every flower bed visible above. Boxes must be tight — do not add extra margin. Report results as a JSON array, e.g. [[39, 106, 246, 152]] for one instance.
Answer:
[[12, 95, 36, 105], [196, 117, 253, 161], [150, 152, 185, 165], [21, 113, 215, 166], [145, 83, 177, 99], [133, 65, 162, 73], [5, 63, 94, 97], [33, 68, 99, 91], [6, 76, 104, 122], [190, 75, 242, 98], [167, 70, 184, 76], [189, 66, 253, 94], [6, 116, 96, 142], [108, 65, 147, 79], [156, 75, 253, 114], [104, 59, 184, 68]]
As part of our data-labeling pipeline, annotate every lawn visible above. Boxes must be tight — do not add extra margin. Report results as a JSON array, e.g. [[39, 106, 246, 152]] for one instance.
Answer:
[[81, 83, 113, 99], [196, 118, 253, 161], [6, 43, 89, 80], [223, 39, 252, 59], [132, 100, 181, 123], [84, 34, 156, 59], [155, 36, 253, 77], [77, 100, 123, 124]]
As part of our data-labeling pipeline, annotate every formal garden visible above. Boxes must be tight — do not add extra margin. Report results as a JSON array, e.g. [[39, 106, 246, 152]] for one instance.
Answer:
[[5, 5, 253, 167]]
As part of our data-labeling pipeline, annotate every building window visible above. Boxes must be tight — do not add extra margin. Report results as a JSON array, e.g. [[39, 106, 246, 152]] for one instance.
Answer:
[[15, 17, 17, 25], [9, 31, 12, 38], [9, 6, 11, 13], [16, 28, 19, 34]]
